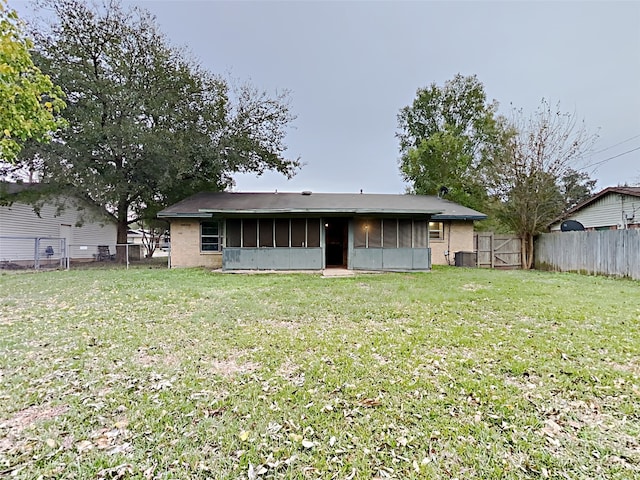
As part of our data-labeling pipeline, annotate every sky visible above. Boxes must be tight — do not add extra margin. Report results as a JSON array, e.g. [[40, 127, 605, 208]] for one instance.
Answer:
[[13, 0, 640, 194]]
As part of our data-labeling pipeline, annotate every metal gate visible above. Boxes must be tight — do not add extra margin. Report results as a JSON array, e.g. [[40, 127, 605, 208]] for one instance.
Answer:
[[474, 233, 522, 269]]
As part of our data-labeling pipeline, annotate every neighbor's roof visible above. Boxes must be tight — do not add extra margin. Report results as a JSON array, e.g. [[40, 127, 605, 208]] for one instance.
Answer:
[[158, 191, 487, 220], [552, 186, 640, 224]]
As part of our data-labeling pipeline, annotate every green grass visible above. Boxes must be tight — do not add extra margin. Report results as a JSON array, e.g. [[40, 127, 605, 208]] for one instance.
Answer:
[[1, 267, 639, 479]]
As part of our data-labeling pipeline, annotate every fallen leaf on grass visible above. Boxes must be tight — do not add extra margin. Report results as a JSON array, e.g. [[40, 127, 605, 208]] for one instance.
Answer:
[[248, 462, 267, 479], [76, 440, 93, 453], [358, 398, 381, 407], [97, 463, 133, 479]]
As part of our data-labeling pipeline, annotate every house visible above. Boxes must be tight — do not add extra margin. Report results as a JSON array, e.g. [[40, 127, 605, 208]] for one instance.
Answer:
[[0, 182, 117, 266], [157, 191, 486, 271], [549, 186, 640, 231], [127, 226, 169, 258]]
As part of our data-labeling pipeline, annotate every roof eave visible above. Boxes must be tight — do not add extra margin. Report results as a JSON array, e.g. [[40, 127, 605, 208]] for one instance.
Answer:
[[157, 212, 212, 218], [432, 214, 487, 221], [196, 208, 444, 215]]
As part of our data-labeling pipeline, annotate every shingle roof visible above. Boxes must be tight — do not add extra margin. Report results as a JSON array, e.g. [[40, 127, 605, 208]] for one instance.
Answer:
[[158, 192, 487, 220]]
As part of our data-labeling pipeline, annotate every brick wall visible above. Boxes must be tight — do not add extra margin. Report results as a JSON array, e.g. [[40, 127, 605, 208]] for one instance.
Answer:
[[430, 221, 475, 266], [169, 219, 222, 269]]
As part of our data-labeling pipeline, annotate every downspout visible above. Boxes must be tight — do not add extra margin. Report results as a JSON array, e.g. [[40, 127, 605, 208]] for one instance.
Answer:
[[446, 221, 452, 265]]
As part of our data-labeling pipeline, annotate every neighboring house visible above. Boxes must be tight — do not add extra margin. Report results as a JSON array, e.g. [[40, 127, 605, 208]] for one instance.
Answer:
[[0, 182, 117, 265], [157, 191, 486, 271], [549, 186, 640, 231], [127, 226, 169, 258]]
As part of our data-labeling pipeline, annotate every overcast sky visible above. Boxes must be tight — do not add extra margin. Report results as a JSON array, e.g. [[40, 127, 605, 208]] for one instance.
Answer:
[[15, 1, 640, 193]]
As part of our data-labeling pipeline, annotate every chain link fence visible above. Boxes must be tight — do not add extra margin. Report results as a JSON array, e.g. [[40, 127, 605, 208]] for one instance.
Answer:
[[0, 237, 170, 270], [0, 236, 66, 270]]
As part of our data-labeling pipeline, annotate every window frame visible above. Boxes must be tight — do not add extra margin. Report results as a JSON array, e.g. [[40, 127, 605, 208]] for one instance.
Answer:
[[201, 221, 221, 252], [429, 221, 445, 241]]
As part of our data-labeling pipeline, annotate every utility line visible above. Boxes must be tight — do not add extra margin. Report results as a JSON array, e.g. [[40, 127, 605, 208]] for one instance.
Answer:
[[592, 133, 640, 154], [583, 145, 640, 171]]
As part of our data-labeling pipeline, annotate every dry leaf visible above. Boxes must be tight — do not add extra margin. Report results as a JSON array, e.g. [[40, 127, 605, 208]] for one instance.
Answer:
[[76, 440, 93, 453], [359, 398, 381, 407]]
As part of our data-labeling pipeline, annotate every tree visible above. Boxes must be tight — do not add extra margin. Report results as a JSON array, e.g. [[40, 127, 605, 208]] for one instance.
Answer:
[[560, 168, 597, 211], [487, 99, 597, 268], [397, 74, 501, 211], [0, 0, 65, 163], [20, 0, 298, 259]]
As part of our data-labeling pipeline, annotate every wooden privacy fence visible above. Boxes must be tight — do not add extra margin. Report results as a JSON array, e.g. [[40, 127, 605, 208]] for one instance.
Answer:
[[474, 233, 522, 269], [535, 230, 640, 280]]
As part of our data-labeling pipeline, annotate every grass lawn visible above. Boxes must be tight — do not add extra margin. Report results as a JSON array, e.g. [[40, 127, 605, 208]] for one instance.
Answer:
[[1, 266, 639, 479]]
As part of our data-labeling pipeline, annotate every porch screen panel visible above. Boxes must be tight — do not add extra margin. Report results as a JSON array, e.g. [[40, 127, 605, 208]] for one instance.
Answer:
[[226, 219, 241, 247], [368, 220, 382, 248], [307, 219, 320, 247], [383, 219, 398, 248], [275, 219, 289, 247], [354, 218, 366, 248], [291, 219, 306, 247], [243, 219, 257, 247], [398, 219, 412, 248], [414, 221, 428, 248], [259, 219, 274, 247]]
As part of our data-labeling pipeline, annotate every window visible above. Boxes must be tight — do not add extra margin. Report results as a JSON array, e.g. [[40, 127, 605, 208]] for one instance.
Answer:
[[201, 221, 221, 251], [398, 219, 413, 248], [259, 219, 274, 247], [354, 219, 382, 248], [368, 220, 381, 248], [354, 219, 367, 248], [243, 220, 257, 247], [226, 219, 241, 247], [225, 218, 320, 248], [275, 219, 290, 247], [307, 219, 320, 247], [383, 219, 398, 248], [291, 219, 306, 247], [429, 221, 444, 240], [413, 221, 428, 248]]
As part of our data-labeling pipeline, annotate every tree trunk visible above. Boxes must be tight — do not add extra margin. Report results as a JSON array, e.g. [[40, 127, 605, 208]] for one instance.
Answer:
[[521, 233, 534, 270], [116, 218, 128, 263], [527, 234, 534, 270]]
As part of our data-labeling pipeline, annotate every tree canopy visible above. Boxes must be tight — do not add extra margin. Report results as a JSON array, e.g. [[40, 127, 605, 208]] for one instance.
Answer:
[[486, 99, 597, 268], [398, 76, 598, 267], [16, 0, 298, 255], [397, 74, 501, 211], [0, 0, 65, 163]]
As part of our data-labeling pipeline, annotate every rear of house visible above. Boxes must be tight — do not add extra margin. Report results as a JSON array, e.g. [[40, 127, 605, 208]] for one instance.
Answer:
[[158, 191, 486, 271]]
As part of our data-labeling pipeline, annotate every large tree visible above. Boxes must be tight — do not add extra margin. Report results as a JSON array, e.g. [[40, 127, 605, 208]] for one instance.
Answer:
[[487, 99, 597, 268], [19, 0, 298, 258], [0, 0, 65, 163], [397, 74, 501, 211]]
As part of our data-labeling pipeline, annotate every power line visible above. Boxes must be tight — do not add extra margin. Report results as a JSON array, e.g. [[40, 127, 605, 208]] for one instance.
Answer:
[[584, 145, 640, 171], [592, 133, 640, 154]]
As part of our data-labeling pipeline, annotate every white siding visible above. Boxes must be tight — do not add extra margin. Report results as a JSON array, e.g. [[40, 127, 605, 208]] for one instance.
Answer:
[[550, 193, 640, 231], [0, 196, 116, 261]]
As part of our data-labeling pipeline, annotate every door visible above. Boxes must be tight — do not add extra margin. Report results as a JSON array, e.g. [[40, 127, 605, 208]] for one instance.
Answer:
[[324, 218, 348, 267], [60, 224, 72, 260]]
